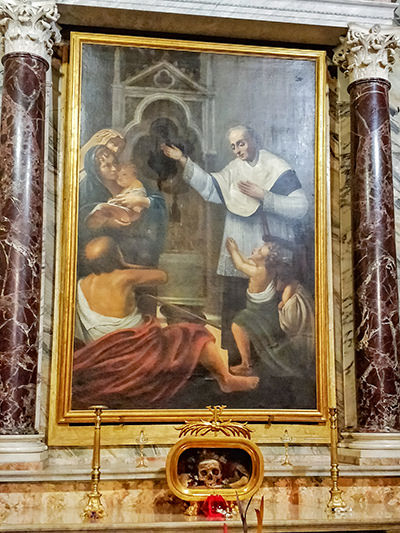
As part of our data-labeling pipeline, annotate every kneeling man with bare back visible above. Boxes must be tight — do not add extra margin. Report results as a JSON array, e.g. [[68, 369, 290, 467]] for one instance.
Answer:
[[72, 236, 258, 409]]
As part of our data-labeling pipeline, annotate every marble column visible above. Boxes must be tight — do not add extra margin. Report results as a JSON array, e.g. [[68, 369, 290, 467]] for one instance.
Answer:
[[0, 0, 59, 459], [334, 24, 400, 459]]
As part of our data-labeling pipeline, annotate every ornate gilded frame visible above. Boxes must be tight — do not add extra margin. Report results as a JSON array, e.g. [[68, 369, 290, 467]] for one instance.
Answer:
[[49, 32, 332, 446]]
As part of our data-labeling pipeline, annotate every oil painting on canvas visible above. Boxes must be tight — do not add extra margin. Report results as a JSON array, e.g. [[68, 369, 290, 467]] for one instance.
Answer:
[[57, 34, 327, 421]]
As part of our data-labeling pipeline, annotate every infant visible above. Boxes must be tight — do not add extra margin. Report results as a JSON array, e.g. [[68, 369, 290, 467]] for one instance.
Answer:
[[108, 163, 149, 219]]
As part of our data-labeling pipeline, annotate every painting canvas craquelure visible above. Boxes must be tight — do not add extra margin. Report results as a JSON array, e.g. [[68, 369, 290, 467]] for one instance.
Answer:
[[55, 34, 329, 426]]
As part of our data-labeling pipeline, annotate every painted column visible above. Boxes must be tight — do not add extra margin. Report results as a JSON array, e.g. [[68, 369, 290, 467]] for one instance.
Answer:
[[0, 0, 59, 454], [334, 25, 400, 446]]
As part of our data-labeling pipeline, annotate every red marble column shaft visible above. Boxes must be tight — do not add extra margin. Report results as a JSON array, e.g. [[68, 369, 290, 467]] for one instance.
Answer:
[[349, 78, 400, 432], [0, 53, 48, 434]]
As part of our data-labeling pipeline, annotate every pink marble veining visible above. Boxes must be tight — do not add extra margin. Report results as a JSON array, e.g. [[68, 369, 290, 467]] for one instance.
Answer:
[[0, 53, 48, 434], [1, 477, 400, 528], [349, 78, 400, 432]]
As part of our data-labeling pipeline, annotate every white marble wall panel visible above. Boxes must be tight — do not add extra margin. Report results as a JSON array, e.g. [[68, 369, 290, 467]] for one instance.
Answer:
[[38, 60, 63, 435], [388, 63, 400, 302], [330, 68, 357, 430], [329, 70, 344, 425]]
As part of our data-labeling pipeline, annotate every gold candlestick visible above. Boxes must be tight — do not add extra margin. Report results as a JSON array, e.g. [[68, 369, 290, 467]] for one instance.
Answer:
[[136, 429, 148, 468], [281, 429, 293, 466], [326, 407, 347, 513], [82, 405, 107, 521]]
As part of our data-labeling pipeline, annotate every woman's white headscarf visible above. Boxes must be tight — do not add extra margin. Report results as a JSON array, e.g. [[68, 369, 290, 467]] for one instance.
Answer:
[[79, 129, 124, 174]]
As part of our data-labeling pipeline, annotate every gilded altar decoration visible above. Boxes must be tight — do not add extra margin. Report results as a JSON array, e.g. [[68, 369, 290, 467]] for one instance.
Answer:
[[166, 406, 264, 503], [176, 405, 253, 439]]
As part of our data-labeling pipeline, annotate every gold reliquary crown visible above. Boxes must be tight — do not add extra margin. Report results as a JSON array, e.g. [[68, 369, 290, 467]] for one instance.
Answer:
[[176, 405, 253, 440]]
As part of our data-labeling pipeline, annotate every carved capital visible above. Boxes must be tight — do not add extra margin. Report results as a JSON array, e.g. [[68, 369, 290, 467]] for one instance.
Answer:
[[333, 24, 400, 83], [0, 0, 60, 60]]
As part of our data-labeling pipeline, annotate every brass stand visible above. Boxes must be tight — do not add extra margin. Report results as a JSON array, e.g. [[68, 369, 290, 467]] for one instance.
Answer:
[[136, 429, 148, 468], [326, 407, 347, 513], [82, 405, 107, 521], [281, 429, 293, 466]]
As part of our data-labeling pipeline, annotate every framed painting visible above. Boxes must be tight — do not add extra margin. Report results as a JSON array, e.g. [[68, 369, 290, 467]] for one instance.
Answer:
[[49, 32, 333, 445]]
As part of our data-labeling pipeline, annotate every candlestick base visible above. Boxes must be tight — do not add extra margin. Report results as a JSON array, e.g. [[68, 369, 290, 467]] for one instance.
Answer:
[[82, 490, 105, 521], [326, 487, 347, 513], [184, 501, 199, 516]]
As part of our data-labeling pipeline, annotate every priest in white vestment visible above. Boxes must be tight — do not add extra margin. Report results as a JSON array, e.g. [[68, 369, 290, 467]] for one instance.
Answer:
[[161, 125, 309, 361]]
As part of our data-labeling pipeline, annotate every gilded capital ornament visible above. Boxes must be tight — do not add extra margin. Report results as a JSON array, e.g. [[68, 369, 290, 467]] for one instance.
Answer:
[[0, 0, 60, 60], [333, 24, 400, 83]]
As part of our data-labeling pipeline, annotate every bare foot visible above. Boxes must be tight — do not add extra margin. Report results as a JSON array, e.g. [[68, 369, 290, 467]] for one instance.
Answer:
[[219, 374, 259, 393], [230, 363, 254, 376]]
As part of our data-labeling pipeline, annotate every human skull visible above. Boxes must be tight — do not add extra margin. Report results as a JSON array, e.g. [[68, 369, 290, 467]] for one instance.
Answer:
[[198, 459, 222, 488]]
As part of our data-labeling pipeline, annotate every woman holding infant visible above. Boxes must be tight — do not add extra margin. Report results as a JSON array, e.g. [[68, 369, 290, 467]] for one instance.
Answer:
[[78, 137, 167, 278]]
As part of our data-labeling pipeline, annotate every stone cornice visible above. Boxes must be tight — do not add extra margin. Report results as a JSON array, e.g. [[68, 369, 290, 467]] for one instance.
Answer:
[[57, 0, 396, 28], [0, 0, 61, 60]]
